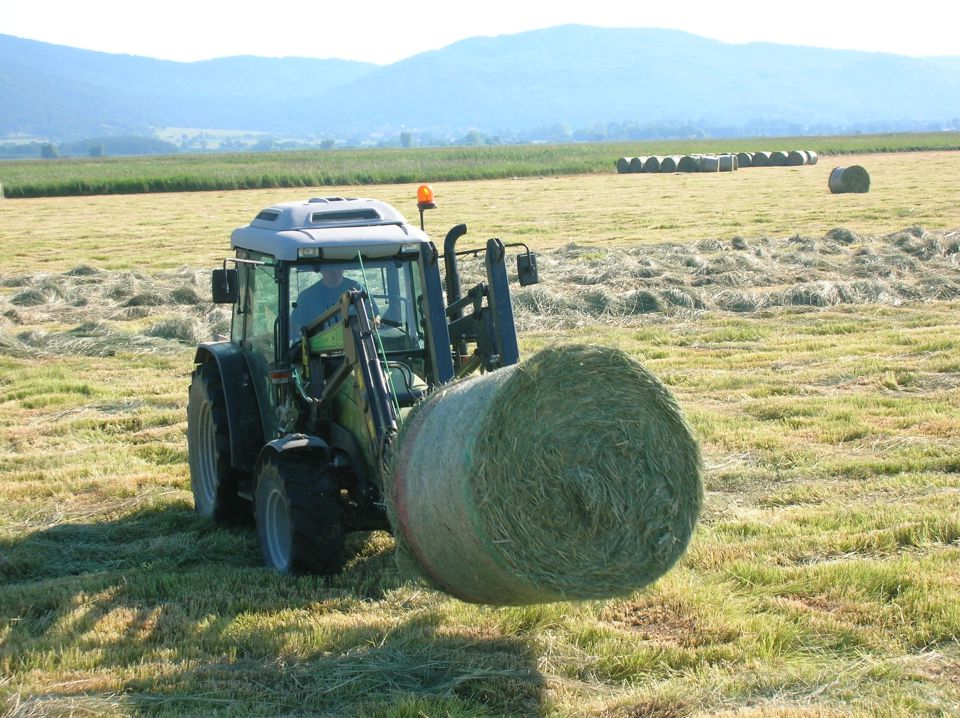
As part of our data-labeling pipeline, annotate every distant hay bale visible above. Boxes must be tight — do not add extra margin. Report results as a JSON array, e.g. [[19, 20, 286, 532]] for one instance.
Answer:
[[718, 154, 736, 172], [751, 151, 772, 167], [736, 152, 753, 167], [807, 151, 818, 165], [643, 156, 662, 173], [388, 344, 703, 605], [786, 150, 808, 166], [769, 151, 789, 166], [677, 155, 701, 172], [616, 157, 632, 174], [699, 155, 720, 172], [629, 156, 648, 173], [828, 166, 871, 193], [660, 155, 681, 172]]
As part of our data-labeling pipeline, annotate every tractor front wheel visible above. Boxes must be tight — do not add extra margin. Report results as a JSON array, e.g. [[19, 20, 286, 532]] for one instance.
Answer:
[[255, 454, 345, 575], [186, 362, 249, 525]]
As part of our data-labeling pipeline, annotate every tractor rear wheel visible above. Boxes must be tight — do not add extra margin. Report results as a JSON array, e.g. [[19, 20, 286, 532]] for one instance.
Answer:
[[187, 362, 249, 525], [255, 454, 345, 575]]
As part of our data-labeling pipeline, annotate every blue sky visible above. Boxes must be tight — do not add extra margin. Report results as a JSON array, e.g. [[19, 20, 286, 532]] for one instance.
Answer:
[[3, 0, 958, 64]]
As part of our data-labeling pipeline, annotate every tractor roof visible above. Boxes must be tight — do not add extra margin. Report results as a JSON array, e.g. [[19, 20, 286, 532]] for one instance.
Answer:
[[231, 197, 430, 261]]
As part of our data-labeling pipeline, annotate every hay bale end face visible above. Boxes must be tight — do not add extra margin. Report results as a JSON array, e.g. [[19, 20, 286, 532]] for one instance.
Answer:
[[643, 156, 662, 173], [616, 157, 632, 174], [677, 155, 701, 172], [751, 151, 772, 167], [629, 156, 648, 173], [388, 344, 703, 605], [829, 166, 871, 193], [769, 151, 789, 166], [660, 155, 681, 173], [736, 152, 753, 168], [787, 150, 808, 166], [807, 150, 818, 165]]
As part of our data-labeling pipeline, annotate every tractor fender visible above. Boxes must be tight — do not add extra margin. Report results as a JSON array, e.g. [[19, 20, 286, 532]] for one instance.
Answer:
[[194, 342, 263, 473], [254, 434, 331, 477]]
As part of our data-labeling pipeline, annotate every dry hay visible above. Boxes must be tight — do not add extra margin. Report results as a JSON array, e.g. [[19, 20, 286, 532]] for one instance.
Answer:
[[388, 344, 703, 604], [0, 265, 229, 358], [510, 226, 960, 328]]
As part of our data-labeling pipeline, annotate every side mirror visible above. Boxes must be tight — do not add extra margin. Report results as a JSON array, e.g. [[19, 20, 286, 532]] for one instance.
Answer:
[[517, 252, 539, 287], [211, 268, 238, 304]]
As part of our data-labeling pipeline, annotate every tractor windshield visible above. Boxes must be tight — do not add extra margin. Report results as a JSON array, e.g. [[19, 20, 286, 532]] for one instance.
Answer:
[[290, 258, 424, 352]]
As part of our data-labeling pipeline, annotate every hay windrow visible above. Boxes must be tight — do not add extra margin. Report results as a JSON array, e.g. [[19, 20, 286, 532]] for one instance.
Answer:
[[507, 226, 960, 329], [0, 266, 228, 357], [388, 344, 703, 604]]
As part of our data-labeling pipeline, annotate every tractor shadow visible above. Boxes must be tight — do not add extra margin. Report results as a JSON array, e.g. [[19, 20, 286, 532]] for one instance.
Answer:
[[1, 507, 548, 716]]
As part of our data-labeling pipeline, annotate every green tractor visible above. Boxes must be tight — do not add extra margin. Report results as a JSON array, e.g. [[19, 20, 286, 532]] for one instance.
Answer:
[[187, 188, 538, 573]]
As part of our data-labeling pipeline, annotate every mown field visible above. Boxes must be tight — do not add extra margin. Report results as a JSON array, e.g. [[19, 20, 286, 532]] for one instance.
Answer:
[[1, 150, 959, 716], [1, 132, 959, 198]]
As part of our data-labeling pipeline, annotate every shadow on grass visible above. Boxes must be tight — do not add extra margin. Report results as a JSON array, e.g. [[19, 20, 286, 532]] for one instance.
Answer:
[[1, 506, 548, 717]]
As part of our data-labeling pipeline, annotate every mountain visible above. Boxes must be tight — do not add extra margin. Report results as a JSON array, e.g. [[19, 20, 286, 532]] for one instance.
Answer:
[[3, 27, 960, 145], [0, 34, 378, 140]]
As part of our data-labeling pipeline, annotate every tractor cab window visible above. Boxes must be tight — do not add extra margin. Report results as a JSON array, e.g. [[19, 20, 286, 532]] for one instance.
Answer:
[[290, 258, 424, 352]]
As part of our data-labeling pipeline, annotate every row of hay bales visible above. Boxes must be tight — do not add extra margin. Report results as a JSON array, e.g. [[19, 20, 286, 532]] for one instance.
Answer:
[[616, 149, 818, 174]]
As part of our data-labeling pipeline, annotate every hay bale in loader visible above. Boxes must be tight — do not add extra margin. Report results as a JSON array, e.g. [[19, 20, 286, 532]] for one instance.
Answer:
[[388, 344, 703, 605]]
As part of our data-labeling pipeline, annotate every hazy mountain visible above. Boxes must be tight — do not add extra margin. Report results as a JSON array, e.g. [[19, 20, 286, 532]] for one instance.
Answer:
[[3, 27, 959, 145], [0, 34, 378, 139]]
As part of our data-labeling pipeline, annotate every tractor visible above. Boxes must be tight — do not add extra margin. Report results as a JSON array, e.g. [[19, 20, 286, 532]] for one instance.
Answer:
[[187, 187, 538, 573]]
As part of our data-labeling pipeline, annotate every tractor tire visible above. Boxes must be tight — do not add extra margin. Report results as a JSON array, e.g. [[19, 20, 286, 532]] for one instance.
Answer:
[[255, 454, 345, 575], [186, 362, 249, 525]]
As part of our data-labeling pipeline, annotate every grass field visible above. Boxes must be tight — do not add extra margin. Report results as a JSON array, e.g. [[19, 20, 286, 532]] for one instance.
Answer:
[[1, 150, 959, 716], [1, 133, 959, 198]]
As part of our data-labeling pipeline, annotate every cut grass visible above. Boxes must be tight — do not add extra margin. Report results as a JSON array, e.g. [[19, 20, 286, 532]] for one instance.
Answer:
[[0, 151, 959, 716]]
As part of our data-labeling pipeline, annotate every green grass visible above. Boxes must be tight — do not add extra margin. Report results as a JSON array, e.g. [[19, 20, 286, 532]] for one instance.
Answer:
[[0, 152, 959, 716], [2, 132, 960, 198]]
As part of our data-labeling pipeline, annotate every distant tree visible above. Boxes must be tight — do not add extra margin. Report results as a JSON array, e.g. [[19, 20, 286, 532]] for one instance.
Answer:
[[40, 143, 59, 159], [399, 131, 413, 148], [88, 143, 106, 157], [320, 139, 335, 150]]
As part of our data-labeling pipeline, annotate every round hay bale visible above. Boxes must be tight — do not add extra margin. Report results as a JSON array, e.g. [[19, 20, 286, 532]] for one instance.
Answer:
[[388, 344, 703, 605], [828, 166, 870, 194], [806, 150, 818, 165], [736, 152, 753, 168], [660, 155, 681, 173], [616, 157, 632, 174], [787, 150, 808, 166], [643, 156, 662, 173], [718, 154, 736, 172], [677, 155, 701, 172], [629, 156, 647, 173], [699, 155, 720, 172], [769, 151, 789, 166]]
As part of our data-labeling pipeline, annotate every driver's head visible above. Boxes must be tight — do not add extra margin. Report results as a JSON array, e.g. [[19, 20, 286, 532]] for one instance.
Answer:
[[321, 268, 344, 287]]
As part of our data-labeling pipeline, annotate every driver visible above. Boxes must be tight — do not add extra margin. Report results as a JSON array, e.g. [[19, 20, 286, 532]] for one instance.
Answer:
[[290, 267, 372, 334]]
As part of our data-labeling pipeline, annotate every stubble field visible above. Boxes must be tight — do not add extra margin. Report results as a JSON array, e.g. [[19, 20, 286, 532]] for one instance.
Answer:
[[1, 151, 959, 717]]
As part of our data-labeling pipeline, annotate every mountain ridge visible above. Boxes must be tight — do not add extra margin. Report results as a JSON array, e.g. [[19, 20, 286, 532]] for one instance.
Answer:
[[3, 26, 959, 145]]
